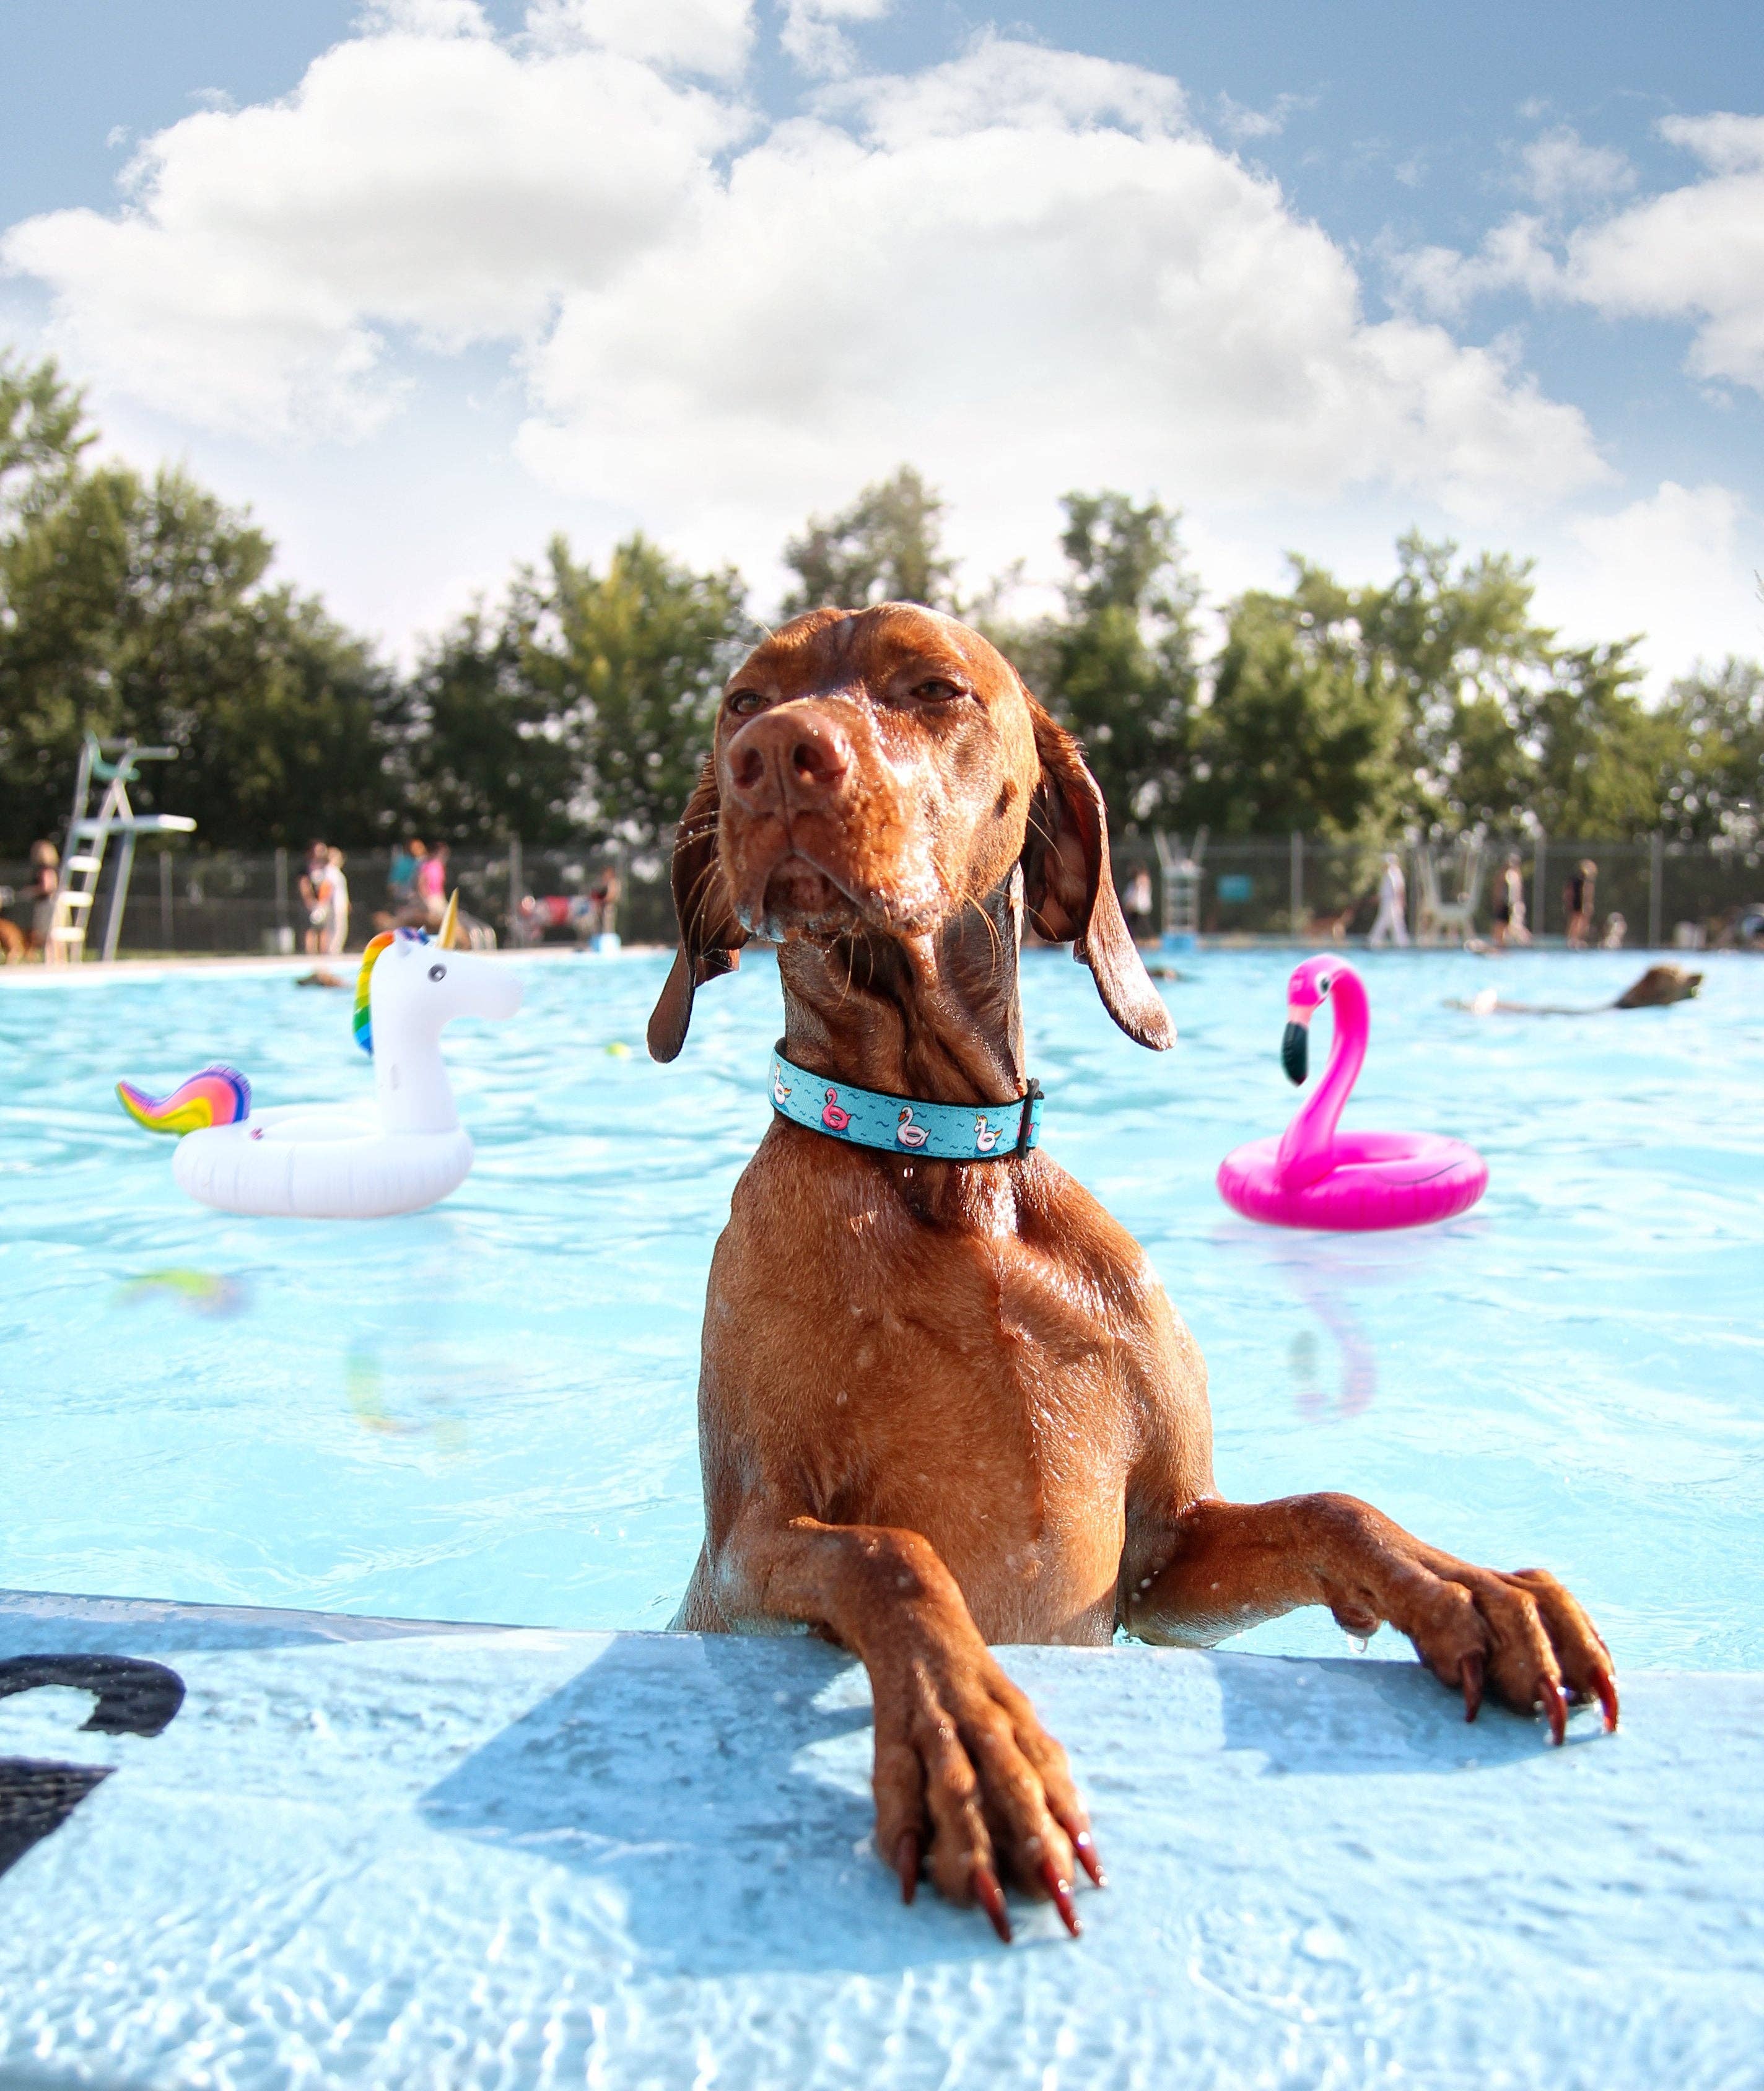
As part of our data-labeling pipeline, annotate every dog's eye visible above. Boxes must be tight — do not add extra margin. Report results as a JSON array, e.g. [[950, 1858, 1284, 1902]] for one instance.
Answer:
[[911, 678, 963, 704], [727, 689, 766, 717]]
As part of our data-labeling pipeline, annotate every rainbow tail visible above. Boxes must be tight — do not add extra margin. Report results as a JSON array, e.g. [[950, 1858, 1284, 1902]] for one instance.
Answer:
[[116, 1063, 252, 1137]]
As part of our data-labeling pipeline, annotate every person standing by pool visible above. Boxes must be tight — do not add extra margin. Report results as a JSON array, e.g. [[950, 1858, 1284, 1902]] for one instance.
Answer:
[[1121, 865, 1154, 943], [1368, 853, 1408, 948], [299, 840, 329, 956], [1565, 858, 1597, 948], [388, 836, 424, 909], [416, 841, 448, 930], [320, 847, 350, 955], [588, 863, 621, 940], [1492, 851, 1529, 949], [27, 839, 59, 961]]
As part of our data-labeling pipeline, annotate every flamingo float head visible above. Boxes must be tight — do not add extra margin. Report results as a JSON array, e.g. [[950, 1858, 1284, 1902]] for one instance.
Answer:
[[1281, 954, 1343, 1085]]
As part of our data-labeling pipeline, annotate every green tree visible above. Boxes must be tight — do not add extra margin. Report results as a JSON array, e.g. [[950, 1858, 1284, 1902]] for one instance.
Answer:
[[396, 596, 582, 845], [1182, 535, 1683, 840], [1358, 534, 1557, 829], [1661, 657, 1764, 842], [1190, 563, 1408, 838], [0, 351, 90, 519], [1034, 492, 1200, 832], [1511, 640, 1672, 839], [781, 465, 956, 614], [533, 532, 750, 849], [0, 446, 394, 850]]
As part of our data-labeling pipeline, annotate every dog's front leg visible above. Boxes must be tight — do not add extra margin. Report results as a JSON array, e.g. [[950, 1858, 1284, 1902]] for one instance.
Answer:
[[713, 1508, 1101, 1939], [1125, 1493, 1618, 1741]]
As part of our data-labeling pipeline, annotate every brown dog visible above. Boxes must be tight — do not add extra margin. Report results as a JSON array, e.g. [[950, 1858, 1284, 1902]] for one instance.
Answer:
[[650, 603, 1617, 1942]]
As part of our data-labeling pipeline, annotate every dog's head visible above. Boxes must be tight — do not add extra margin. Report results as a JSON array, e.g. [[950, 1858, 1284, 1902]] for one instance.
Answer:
[[647, 603, 1173, 1061]]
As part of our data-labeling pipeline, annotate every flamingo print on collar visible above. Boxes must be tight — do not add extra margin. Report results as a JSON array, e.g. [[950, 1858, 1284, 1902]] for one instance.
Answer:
[[767, 1047, 1042, 1162]]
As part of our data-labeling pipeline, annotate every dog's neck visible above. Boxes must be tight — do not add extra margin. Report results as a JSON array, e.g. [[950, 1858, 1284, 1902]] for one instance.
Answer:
[[777, 876, 1027, 1107]]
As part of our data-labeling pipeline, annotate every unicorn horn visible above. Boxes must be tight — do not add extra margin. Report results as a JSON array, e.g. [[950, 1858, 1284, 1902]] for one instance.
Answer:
[[440, 890, 460, 949]]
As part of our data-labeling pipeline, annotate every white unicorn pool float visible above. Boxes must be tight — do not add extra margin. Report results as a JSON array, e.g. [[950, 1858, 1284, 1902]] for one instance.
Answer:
[[118, 896, 522, 1219]]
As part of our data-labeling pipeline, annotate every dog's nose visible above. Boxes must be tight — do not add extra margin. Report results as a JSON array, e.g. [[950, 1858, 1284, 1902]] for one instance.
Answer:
[[726, 710, 853, 813]]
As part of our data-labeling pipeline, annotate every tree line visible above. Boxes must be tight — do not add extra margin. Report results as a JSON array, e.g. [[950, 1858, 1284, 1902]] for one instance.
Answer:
[[3, 351, 1759, 858]]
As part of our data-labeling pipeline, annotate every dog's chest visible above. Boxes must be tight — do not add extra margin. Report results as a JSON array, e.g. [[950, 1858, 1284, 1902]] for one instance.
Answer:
[[777, 1224, 1135, 1634]]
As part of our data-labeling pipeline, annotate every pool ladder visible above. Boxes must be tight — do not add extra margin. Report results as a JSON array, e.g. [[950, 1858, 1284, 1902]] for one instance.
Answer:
[[49, 735, 195, 964]]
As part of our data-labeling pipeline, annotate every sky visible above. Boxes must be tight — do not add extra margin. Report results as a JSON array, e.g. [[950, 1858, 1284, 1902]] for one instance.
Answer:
[[2, 0, 1760, 688]]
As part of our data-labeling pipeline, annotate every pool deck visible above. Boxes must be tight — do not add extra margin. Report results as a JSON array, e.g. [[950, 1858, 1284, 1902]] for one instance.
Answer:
[[1, 1590, 1758, 2089]]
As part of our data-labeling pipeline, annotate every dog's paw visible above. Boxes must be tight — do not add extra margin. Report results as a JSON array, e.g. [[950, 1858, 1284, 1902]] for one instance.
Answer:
[[868, 1639, 1102, 1941], [1326, 1530, 1620, 1742]]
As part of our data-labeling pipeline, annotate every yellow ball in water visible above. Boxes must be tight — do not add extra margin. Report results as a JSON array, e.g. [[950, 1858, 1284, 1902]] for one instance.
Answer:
[[606, 1041, 631, 1059]]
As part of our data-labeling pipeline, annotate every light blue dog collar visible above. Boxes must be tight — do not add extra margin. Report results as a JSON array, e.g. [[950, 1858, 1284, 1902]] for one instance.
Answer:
[[768, 1047, 1042, 1162]]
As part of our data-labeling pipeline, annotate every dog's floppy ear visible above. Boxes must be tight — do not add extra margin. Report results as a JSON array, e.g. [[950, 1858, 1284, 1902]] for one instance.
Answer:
[[1020, 699, 1174, 1050], [647, 757, 748, 1063]]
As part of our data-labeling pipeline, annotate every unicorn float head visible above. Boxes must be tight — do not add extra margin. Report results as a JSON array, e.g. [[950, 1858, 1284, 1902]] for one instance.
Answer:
[[352, 896, 523, 1136], [117, 893, 523, 1219]]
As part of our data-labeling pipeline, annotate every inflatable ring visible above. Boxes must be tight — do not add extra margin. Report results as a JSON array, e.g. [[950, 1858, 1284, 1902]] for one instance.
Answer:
[[1218, 956, 1487, 1231]]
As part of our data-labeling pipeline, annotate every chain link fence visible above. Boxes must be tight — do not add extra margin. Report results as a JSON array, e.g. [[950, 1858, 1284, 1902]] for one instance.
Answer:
[[1109, 832, 1764, 949], [3, 832, 1762, 958], [0, 842, 673, 959]]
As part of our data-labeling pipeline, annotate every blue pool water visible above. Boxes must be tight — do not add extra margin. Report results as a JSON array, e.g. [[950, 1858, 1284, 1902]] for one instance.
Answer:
[[2, 946, 1760, 1672]]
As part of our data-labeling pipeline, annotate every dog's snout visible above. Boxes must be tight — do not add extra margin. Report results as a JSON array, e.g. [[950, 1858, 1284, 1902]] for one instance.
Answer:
[[787, 729, 849, 794], [727, 710, 853, 813]]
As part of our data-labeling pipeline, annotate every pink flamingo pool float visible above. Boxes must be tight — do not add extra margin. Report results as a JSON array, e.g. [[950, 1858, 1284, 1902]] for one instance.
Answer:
[[1218, 956, 1487, 1231]]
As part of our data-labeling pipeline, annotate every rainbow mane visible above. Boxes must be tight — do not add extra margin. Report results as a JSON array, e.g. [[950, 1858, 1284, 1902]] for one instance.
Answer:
[[354, 928, 425, 1057], [116, 1063, 251, 1136]]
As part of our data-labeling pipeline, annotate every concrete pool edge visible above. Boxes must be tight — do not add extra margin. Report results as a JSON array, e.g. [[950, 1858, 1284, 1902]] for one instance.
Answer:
[[2, 1586, 1761, 2089]]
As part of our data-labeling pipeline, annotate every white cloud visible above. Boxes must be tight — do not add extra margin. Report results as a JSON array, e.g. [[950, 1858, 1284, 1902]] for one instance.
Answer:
[[518, 38, 1603, 554], [1214, 90, 1314, 144], [1547, 481, 1758, 682], [780, 0, 894, 81], [1567, 115, 1764, 391], [829, 38, 1184, 144], [1514, 126, 1633, 208], [2, 18, 744, 437], [1396, 113, 1764, 396], [3, 15, 1610, 621], [528, 0, 756, 80], [357, 0, 490, 35], [1659, 111, 1764, 174], [1392, 214, 1560, 318]]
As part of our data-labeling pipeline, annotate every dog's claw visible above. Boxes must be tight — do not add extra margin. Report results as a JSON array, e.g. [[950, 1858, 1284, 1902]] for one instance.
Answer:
[[972, 1861, 1012, 1944], [1537, 1676, 1568, 1746], [894, 1829, 920, 1905], [1459, 1650, 1484, 1724], [1037, 1856, 1080, 1937], [1593, 1665, 1620, 1734], [1072, 1829, 1106, 1890]]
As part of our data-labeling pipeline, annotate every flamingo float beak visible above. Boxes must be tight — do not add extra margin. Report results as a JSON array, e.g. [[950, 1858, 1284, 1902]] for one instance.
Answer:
[[439, 891, 460, 950], [1281, 1005, 1311, 1085]]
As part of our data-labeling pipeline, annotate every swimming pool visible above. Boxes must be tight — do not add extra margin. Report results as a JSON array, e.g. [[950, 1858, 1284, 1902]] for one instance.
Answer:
[[2, 946, 1760, 1672]]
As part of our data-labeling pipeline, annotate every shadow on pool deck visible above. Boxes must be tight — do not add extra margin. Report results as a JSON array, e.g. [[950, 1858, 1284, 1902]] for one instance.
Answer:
[[4, 1592, 1758, 2087], [421, 1633, 956, 1977], [416, 1630, 1566, 1978], [1211, 1649, 1577, 1775]]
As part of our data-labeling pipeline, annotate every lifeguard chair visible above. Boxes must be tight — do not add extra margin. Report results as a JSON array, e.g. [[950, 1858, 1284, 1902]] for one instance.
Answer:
[[48, 735, 196, 963], [1154, 827, 1207, 951], [1415, 837, 1487, 946]]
